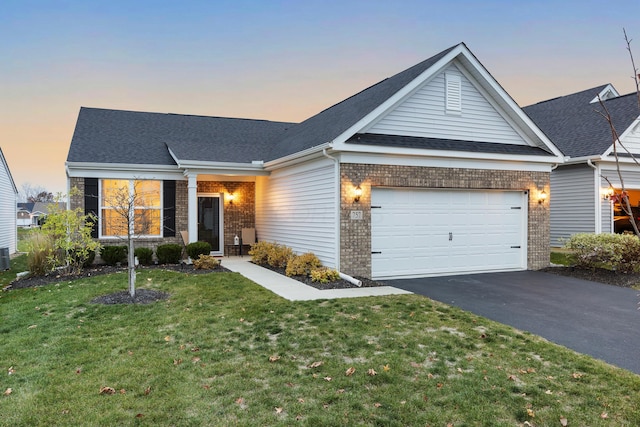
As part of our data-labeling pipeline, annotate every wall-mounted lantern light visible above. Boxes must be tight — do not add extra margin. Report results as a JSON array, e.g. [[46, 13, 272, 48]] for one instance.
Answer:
[[538, 189, 547, 205], [228, 193, 235, 205], [354, 185, 363, 203], [603, 186, 614, 200]]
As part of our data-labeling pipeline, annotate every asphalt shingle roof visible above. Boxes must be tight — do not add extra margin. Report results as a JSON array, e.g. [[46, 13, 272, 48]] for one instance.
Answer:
[[66, 108, 294, 165], [523, 86, 640, 158]]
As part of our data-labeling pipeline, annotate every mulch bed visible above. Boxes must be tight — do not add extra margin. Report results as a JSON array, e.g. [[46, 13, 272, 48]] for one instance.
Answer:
[[541, 266, 640, 288], [253, 263, 386, 290], [5, 262, 229, 291]]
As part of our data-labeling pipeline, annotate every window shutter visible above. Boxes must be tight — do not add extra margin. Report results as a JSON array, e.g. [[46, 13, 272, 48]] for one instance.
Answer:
[[445, 73, 462, 112], [84, 178, 99, 238], [163, 180, 176, 237]]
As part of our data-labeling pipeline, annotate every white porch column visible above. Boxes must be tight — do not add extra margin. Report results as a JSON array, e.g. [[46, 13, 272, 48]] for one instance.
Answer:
[[187, 173, 197, 243]]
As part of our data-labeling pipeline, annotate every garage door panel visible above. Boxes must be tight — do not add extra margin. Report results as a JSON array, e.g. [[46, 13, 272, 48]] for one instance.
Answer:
[[371, 188, 526, 279]]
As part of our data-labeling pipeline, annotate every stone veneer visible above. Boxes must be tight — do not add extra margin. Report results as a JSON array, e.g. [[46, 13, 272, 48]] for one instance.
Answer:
[[339, 164, 550, 278], [69, 177, 254, 255]]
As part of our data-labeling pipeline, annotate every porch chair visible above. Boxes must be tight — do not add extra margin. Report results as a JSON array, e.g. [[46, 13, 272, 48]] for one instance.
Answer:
[[240, 228, 256, 256]]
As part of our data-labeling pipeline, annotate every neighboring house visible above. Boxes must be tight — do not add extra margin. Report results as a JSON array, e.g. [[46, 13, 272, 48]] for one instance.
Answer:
[[523, 85, 640, 247], [66, 43, 563, 280], [29, 202, 65, 226], [0, 147, 18, 254], [16, 203, 33, 227]]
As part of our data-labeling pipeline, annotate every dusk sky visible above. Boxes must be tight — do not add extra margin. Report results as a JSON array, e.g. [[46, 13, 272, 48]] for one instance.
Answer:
[[2, 0, 639, 197]]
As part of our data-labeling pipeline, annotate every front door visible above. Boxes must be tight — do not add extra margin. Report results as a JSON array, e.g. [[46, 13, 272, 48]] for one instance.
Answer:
[[197, 194, 223, 254]]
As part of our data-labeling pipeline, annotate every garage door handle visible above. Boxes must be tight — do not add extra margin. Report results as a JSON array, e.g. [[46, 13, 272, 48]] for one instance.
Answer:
[[449, 232, 453, 241], [372, 251, 382, 254], [510, 246, 521, 248]]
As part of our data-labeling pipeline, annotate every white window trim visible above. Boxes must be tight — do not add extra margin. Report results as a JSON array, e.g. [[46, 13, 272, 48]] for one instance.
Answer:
[[98, 179, 163, 239]]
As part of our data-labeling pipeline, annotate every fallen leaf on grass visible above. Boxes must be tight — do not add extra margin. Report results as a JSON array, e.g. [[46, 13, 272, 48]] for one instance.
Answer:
[[191, 357, 201, 363], [144, 386, 151, 395], [337, 389, 345, 394], [8, 366, 15, 375], [345, 367, 355, 376], [308, 361, 324, 368], [173, 359, 183, 365], [136, 414, 144, 418], [526, 408, 535, 417], [3, 388, 12, 396], [274, 407, 283, 414], [572, 372, 583, 379], [297, 398, 305, 403], [235, 397, 245, 405], [164, 336, 172, 342], [324, 377, 332, 382], [99, 386, 116, 395], [28, 325, 37, 329], [600, 412, 608, 419], [119, 389, 126, 394], [269, 355, 281, 362], [545, 390, 553, 395], [560, 416, 568, 426], [410, 362, 421, 368], [367, 368, 377, 376], [383, 364, 390, 372], [374, 402, 382, 408]]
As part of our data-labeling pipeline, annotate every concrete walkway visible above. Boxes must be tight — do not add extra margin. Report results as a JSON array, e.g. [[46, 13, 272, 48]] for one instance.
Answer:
[[221, 257, 411, 301]]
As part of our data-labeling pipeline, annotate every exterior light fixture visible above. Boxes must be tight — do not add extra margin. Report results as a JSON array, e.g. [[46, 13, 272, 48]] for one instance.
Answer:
[[538, 190, 547, 205], [228, 193, 235, 204], [603, 186, 614, 200], [354, 185, 363, 203]]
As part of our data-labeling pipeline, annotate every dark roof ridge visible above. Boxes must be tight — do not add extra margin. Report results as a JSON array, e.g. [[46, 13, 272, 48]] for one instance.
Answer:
[[525, 84, 611, 107], [79, 106, 296, 126]]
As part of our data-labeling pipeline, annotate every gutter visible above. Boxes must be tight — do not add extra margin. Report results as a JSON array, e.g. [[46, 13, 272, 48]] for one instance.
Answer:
[[264, 142, 332, 170], [322, 146, 341, 272]]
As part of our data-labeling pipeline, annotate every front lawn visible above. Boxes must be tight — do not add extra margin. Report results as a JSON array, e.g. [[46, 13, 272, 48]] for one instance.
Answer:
[[1, 270, 639, 426]]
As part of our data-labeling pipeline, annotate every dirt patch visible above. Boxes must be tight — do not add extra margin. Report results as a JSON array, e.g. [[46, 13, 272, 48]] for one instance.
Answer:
[[91, 289, 170, 305], [541, 266, 640, 288]]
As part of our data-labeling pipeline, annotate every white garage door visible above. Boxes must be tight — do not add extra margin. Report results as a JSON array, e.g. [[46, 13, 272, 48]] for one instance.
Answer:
[[371, 188, 527, 279]]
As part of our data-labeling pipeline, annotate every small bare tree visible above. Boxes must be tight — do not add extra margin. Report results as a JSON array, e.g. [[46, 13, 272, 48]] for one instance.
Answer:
[[597, 29, 640, 236], [103, 180, 161, 297]]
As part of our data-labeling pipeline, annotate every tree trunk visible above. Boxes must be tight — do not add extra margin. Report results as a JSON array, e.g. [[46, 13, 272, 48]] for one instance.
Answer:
[[128, 237, 136, 298]]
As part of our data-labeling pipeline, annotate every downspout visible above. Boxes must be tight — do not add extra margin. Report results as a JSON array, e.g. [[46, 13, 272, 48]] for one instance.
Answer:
[[587, 159, 604, 234], [322, 147, 343, 276]]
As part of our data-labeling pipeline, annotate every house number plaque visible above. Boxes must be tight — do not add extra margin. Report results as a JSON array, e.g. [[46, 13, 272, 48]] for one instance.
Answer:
[[350, 210, 363, 220]]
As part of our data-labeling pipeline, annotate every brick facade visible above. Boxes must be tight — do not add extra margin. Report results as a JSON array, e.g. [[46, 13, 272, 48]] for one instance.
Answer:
[[69, 178, 254, 257], [339, 163, 550, 278]]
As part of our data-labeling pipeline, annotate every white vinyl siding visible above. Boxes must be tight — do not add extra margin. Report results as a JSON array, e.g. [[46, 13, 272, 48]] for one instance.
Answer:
[[0, 151, 17, 254], [550, 164, 596, 246], [619, 120, 640, 153], [256, 159, 337, 267], [365, 64, 527, 145]]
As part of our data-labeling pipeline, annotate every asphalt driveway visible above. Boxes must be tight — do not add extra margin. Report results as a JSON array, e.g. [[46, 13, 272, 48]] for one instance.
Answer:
[[386, 271, 640, 375]]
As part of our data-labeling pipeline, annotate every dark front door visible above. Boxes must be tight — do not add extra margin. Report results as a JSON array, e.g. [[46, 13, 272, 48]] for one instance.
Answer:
[[197, 195, 221, 252]]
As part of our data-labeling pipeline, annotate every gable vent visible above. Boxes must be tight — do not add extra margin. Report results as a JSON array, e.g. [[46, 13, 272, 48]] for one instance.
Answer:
[[445, 73, 462, 112]]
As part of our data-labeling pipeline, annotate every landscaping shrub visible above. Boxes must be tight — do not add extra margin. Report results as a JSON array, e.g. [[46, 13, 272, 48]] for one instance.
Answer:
[[68, 248, 95, 268], [285, 252, 322, 277], [26, 232, 56, 275], [267, 244, 294, 269], [193, 254, 220, 270], [310, 267, 340, 283], [101, 245, 128, 266], [186, 241, 212, 260], [134, 247, 154, 265], [156, 243, 183, 264], [249, 241, 276, 265], [564, 233, 640, 273]]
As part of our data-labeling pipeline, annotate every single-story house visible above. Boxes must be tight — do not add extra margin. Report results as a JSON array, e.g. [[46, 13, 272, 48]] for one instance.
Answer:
[[523, 85, 640, 246], [16, 202, 34, 227], [66, 43, 563, 280], [0, 146, 18, 255]]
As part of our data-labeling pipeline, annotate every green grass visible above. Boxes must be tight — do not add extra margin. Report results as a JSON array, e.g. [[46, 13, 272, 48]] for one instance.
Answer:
[[1, 270, 639, 426], [0, 254, 28, 289], [16, 227, 35, 253], [550, 251, 575, 266]]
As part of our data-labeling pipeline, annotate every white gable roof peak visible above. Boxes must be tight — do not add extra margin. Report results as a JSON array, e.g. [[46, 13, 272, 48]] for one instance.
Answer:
[[589, 84, 620, 104]]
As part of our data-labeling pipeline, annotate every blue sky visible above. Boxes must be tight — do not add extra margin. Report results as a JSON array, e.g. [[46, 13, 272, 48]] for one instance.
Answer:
[[1, 0, 639, 194]]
